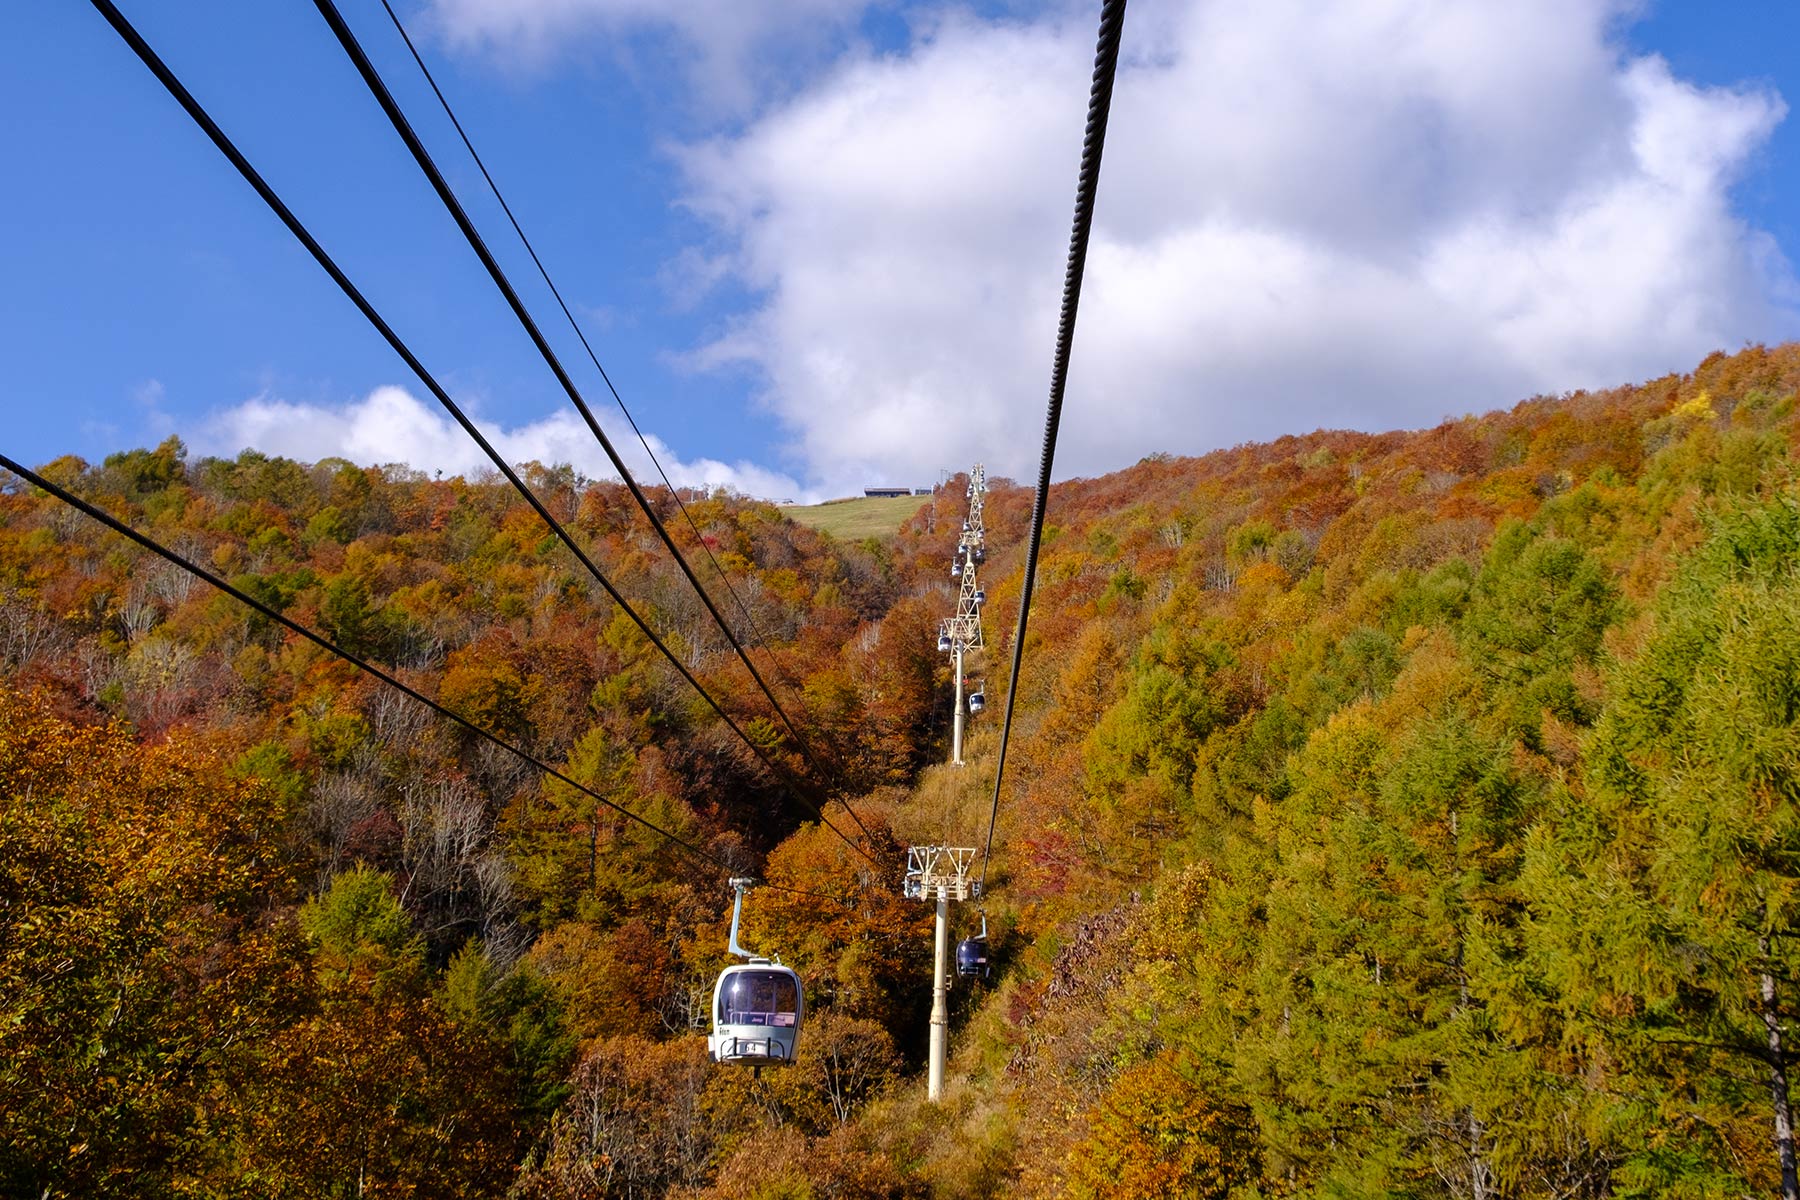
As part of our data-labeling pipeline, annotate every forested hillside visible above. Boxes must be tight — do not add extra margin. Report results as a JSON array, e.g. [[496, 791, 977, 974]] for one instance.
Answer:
[[6, 342, 1800, 1197]]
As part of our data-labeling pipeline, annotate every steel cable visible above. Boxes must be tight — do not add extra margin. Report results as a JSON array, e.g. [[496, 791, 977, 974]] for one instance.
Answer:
[[312, 0, 876, 847], [84, 0, 880, 870], [0, 455, 872, 912], [0, 453, 725, 872], [370, 0, 821, 722], [979, 0, 1127, 891]]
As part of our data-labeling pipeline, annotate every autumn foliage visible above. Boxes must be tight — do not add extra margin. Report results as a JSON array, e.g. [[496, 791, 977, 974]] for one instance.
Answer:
[[7, 344, 1800, 1195]]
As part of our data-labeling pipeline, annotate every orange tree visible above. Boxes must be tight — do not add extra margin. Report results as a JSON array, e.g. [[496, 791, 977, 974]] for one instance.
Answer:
[[749, 810, 929, 1045]]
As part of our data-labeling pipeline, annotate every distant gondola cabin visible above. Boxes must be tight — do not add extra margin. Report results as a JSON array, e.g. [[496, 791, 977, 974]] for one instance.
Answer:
[[956, 936, 990, 980]]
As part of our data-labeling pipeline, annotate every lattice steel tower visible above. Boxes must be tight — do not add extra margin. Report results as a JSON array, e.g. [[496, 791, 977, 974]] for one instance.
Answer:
[[938, 465, 987, 766]]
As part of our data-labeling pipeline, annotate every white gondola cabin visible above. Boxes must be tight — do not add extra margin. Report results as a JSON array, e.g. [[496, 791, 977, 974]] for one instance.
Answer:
[[709, 879, 804, 1067], [710, 962, 803, 1065]]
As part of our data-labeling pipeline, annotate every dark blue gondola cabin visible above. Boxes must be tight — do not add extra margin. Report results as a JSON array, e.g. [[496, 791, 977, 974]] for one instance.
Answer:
[[956, 936, 990, 980]]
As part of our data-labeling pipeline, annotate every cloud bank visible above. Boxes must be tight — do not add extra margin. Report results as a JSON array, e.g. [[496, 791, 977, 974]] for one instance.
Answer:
[[195, 386, 810, 501], [676, 0, 1798, 487]]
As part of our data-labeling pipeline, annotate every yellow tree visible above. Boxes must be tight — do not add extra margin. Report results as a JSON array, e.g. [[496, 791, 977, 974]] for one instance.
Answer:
[[1064, 1053, 1259, 1200], [0, 686, 306, 1196]]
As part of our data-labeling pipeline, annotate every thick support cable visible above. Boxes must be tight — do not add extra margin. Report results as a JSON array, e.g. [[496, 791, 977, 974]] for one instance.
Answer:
[[0, 453, 724, 873], [312, 0, 873, 846], [84, 0, 879, 871], [371, 0, 817, 717], [980, 0, 1127, 891]]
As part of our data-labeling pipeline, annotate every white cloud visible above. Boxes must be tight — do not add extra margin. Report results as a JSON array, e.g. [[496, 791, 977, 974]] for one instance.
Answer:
[[676, 0, 1798, 487], [193, 385, 812, 502], [421, 0, 880, 111], [131, 378, 177, 442]]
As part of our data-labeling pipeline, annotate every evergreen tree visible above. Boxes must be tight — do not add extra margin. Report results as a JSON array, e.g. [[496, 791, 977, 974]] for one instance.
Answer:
[[1527, 497, 1800, 1198]]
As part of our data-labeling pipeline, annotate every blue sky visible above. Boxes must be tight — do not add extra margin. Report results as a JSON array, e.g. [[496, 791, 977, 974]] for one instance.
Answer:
[[4, 0, 1798, 501]]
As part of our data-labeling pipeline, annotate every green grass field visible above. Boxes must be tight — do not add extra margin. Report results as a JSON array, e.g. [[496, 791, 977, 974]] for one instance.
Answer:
[[782, 494, 930, 540]]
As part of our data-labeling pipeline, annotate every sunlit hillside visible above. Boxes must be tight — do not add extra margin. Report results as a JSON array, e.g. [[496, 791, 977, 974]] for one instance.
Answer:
[[5, 343, 1800, 1197], [783, 494, 932, 541]]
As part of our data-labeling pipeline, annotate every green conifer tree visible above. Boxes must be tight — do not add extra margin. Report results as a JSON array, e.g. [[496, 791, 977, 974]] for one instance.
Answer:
[[1527, 496, 1800, 1199]]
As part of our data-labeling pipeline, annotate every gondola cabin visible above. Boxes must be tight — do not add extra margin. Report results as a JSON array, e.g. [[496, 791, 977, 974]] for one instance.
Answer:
[[710, 878, 804, 1067], [967, 690, 985, 714], [937, 632, 952, 653], [956, 936, 990, 980], [709, 960, 803, 1065], [957, 913, 992, 980], [951, 559, 962, 578]]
